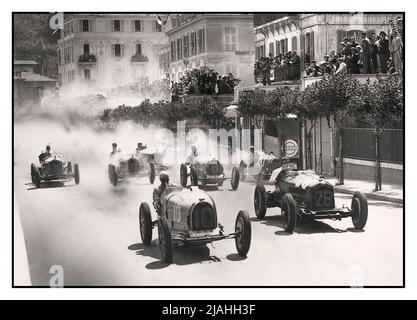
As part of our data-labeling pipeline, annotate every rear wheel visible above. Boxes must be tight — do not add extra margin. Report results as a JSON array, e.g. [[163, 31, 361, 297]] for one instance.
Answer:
[[74, 164, 80, 185], [351, 191, 368, 230], [158, 216, 173, 263], [180, 163, 188, 187], [149, 163, 156, 184], [282, 193, 296, 232], [190, 166, 198, 186], [108, 164, 118, 186], [139, 203, 152, 245], [239, 161, 246, 182], [231, 166, 240, 191], [235, 210, 251, 257], [254, 184, 267, 218]]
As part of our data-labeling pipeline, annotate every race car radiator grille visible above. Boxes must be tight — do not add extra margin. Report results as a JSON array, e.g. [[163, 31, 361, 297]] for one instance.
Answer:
[[206, 162, 222, 176], [49, 161, 63, 174], [310, 185, 335, 210], [191, 202, 217, 231]]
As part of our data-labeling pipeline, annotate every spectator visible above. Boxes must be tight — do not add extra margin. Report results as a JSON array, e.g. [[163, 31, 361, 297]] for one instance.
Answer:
[[320, 55, 334, 75], [390, 24, 403, 74], [348, 47, 360, 74], [335, 57, 347, 75], [308, 60, 321, 77], [361, 32, 373, 73], [370, 33, 379, 73], [378, 31, 390, 73]]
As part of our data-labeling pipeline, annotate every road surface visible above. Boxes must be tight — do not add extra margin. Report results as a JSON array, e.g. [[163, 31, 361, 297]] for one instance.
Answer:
[[13, 161, 403, 286]]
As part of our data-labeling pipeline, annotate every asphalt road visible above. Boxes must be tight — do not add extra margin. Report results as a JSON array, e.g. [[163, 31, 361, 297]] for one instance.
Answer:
[[13, 159, 403, 287]]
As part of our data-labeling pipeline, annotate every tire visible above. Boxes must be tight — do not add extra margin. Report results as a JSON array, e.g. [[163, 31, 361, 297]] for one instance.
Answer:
[[351, 191, 368, 230], [33, 168, 41, 188], [235, 210, 251, 257], [31, 163, 36, 184], [282, 193, 297, 232], [158, 216, 173, 263], [239, 161, 246, 182], [67, 161, 72, 174], [149, 163, 156, 184], [254, 184, 267, 219], [108, 164, 118, 186], [230, 166, 240, 191], [180, 163, 188, 187], [190, 166, 198, 186], [139, 202, 152, 245], [74, 164, 80, 185]]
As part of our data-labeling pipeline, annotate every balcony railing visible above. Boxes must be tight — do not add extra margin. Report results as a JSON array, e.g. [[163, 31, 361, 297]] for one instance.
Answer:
[[79, 54, 97, 63], [131, 54, 149, 63], [254, 56, 301, 85]]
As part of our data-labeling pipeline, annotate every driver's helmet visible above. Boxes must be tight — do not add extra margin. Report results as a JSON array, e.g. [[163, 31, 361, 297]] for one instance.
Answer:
[[280, 157, 290, 165], [112, 142, 117, 148], [249, 146, 255, 152], [46, 145, 51, 152], [159, 172, 170, 184]]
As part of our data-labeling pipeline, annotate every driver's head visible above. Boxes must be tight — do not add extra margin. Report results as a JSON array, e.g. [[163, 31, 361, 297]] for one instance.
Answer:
[[137, 142, 142, 148], [46, 145, 51, 152], [249, 146, 255, 153], [112, 142, 117, 149], [281, 157, 290, 165], [159, 172, 170, 184]]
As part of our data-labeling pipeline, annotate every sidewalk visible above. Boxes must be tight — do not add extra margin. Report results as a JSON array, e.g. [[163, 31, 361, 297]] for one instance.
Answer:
[[327, 178, 403, 205], [13, 200, 31, 286]]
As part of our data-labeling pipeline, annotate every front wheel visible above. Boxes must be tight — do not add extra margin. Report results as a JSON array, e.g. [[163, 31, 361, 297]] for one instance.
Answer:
[[30, 163, 36, 184], [108, 164, 118, 186], [180, 163, 188, 187], [282, 193, 296, 232], [158, 216, 173, 263], [33, 168, 41, 188], [230, 166, 240, 191], [235, 210, 251, 257], [149, 163, 156, 184], [254, 184, 267, 218], [139, 202, 153, 245], [351, 191, 368, 230], [74, 164, 80, 185]]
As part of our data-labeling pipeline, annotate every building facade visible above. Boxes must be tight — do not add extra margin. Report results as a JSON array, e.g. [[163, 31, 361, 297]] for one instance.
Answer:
[[57, 14, 167, 90], [163, 14, 255, 87]]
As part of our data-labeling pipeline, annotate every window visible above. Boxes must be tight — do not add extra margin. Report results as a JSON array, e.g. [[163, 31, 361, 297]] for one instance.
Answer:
[[135, 43, 142, 55], [83, 44, 90, 56], [292, 36, 298, 52], [183, 35, 189, 58], [190, 32, 197, 56], [177, 38, 182, 60], [113, 20, 121, 32], [134, 20, 142, 32], [304, 32, 314, 60], [84, 69, 91, 80], [171, 41, 176, 62], [269, 42, 274, 57], [275, 40, 280, 55], [82, 19, 90, 32], [197, 29, 205, 54], [112, 44, 124, 57], [225, 27, 236, 51]]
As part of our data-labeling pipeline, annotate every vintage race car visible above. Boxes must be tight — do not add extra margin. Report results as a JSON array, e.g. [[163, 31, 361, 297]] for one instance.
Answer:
[[239, 152, 282, 183], [139, 186, 251, 263], [136, 150, 169, 174], [108, 152, 156, 186], [31, 153, 80, 188], [180, 156, 240, 190], [253, 163, 368, 232]]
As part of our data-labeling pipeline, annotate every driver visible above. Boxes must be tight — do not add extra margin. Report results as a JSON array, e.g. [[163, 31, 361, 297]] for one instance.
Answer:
[[185, 145, 198, 165], [248, 146, 257, 167], [136, 142, 147, 153], [110, 142, 120, 157], [269, 157, 290, 184], [152, 172, 174, 215], [39, 145, 52, 163]]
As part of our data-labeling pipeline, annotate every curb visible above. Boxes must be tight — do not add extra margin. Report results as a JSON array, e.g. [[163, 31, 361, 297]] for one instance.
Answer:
[[334, 187, 403, 205]]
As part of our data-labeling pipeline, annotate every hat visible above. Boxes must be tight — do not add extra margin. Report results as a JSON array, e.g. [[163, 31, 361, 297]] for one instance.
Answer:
[[380, 31, 387, 36], [112, 143, 117, 148]]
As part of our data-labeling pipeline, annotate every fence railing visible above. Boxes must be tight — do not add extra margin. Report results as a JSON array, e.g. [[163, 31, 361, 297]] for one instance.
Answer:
[[342, 127, 403, 164]]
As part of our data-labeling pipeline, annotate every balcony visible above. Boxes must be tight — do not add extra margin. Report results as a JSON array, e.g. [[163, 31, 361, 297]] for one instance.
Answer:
[[254, 55, 301, 85], [78, 54, 97, 64], [131, 54, 149, 63]]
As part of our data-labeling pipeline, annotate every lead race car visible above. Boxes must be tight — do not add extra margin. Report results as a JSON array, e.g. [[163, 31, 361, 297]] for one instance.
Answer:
[[180, 155, 240, 190], [108, 151, 156, 186], [139, 185, 252, 263], [31, 152, 80, 188], [254, 162, 368, 232]]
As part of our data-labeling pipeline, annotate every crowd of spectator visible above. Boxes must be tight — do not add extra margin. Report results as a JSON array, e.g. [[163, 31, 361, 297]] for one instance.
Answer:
[[256, 17, 403, 83]]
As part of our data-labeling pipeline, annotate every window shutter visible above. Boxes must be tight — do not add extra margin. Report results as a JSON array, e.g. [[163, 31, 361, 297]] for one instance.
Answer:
[[89, 20, 93, 32], [131, 20, 135, 32], [121, 44, 124, 57], [111, 44, 115, 57]]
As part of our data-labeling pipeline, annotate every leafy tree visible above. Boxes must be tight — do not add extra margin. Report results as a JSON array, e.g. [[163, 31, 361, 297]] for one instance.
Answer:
[[352, 74, 404, 190]]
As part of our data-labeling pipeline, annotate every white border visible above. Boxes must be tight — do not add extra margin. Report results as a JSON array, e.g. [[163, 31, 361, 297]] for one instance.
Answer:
[[2, 0, 415, 300]]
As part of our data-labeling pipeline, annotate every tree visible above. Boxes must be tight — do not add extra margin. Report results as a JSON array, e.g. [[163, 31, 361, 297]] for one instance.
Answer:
[[352, 74, 404, 190], [303, 74, 360, 184]]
